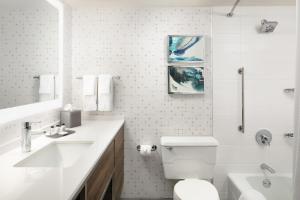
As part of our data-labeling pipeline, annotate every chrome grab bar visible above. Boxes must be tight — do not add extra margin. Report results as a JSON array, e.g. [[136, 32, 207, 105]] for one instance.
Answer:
[[238, 67, 245, 133]]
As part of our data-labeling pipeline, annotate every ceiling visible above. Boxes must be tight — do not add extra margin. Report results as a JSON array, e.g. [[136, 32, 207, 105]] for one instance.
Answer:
[[62, 0, 295, 7]]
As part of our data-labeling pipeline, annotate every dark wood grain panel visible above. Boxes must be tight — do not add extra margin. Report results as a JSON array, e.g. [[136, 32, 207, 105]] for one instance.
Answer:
[[113, 126, 124, 200], [74, 125, 125, 200], [86, 142, 114, 200]]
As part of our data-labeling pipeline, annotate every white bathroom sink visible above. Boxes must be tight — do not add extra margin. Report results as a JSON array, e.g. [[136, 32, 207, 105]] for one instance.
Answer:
[[14, 141, 94, 168]]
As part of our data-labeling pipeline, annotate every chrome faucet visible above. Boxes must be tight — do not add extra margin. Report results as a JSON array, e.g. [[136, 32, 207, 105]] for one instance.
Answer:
[[21, 121, 41, 152], [260, 163, 276, 174]]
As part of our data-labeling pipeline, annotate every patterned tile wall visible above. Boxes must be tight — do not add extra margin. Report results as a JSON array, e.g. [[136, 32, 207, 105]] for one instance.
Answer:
[[0, 2, 58, 109], [72, 7, 213, 198]]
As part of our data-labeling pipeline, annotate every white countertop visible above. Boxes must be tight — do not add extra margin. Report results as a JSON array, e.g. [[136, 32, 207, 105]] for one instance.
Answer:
[[0, 117, 125, 200]]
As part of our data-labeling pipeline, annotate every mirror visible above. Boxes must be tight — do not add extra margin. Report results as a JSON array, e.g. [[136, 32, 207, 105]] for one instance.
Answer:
[[0, 0, 60, 110]]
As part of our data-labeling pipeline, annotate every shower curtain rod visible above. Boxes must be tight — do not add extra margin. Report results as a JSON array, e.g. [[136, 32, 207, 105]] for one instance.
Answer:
[[227, 0, 241, 17]]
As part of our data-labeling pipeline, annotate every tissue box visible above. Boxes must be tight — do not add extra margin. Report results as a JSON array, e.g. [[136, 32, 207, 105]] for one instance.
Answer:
[[60, 110, 81, 128]]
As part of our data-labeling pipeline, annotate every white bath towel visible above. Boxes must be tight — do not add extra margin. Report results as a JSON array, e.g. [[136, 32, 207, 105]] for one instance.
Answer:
[[82, 75, 97, 111], [97, 74, 113, 111], [239, 189, 266, 200], [39, 74, 55, 102]]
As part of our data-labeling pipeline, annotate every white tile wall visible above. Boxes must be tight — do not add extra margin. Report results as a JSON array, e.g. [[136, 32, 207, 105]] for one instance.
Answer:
[[63, 4, 73, 105], [213, 6, 296, 199], [0, 3, 59, 108], [71, 7, 213, 198]]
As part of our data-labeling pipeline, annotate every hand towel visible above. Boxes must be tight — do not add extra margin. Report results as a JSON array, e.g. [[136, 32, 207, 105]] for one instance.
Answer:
[[82, 75, 97, 111], [98, 74, 113, 111], [83, 75, 97, 95], [239, 189, 266, 200], [39, 74, 55, 102]]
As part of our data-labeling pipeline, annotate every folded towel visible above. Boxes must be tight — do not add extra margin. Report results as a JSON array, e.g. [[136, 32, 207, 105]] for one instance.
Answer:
[[98, 74, 112, 94], [98, 74, 113, 111], [39, 74, 55, 94], [82, 75, 97, 111], [239, 189, 266, 200], [39, 74, 55, 102], [83, 75, 97, 95]]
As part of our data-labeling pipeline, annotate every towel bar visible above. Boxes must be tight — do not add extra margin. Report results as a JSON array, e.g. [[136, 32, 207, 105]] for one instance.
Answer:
[[76, 76, 120, 80]]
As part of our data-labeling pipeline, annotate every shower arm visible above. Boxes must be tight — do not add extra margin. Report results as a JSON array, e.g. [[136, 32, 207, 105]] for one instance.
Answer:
[[227, 0, 241, 17]]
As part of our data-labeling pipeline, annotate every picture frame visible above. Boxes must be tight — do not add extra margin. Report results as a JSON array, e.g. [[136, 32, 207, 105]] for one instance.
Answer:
[[168, 66, 204, 94], [168, 35, 205, 63]]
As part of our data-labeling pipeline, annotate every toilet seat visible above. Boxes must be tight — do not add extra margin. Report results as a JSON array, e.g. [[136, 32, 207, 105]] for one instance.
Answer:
[[173, 179, 220, 200]]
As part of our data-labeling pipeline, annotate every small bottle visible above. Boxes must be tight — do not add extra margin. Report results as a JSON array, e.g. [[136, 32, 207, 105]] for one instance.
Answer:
[[50, 126, 55, 135], [60, 123, 66, 132], [56, 125, 61, 134]]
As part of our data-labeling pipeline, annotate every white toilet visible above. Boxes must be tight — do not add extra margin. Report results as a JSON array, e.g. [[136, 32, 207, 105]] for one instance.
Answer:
[[160, 136, 220, 200]]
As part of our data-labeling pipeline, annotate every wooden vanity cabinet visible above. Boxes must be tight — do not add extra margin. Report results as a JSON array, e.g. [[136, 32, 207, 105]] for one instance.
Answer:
[[112, 126, 124, 200], [74, 125, 124, 200], [86, 142, 115, 200]]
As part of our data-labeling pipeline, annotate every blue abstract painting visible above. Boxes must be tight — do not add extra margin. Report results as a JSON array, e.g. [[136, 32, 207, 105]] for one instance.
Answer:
[[168, 66, 204, 94], [168, 35, 205, 63]]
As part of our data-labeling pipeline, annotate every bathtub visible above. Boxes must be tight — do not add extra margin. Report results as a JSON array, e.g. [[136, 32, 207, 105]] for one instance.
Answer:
[[228, 173, 293, 200]]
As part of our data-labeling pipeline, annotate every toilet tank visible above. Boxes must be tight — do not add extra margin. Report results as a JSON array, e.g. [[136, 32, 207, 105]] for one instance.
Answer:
[[160, 136, 219, 180]]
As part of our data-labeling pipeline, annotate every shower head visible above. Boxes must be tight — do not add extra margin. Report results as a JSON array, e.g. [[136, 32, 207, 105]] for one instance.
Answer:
[[261, 19, 278, 33]]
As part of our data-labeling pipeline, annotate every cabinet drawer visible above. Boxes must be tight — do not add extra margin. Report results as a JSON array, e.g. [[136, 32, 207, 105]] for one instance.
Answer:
[[87, 142, 114, 200]]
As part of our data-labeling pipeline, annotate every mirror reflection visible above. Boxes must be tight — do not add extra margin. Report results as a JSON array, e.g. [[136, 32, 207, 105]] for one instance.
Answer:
[[0, 0, 59, 109]]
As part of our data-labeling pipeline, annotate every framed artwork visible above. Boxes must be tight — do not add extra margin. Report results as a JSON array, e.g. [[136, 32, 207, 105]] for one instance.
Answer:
[[168, 35, 205, 63], [168, 66, 204, 94]]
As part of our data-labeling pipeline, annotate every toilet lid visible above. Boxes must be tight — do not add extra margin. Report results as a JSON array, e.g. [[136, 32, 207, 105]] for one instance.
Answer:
[[174, 179, 220, 200]]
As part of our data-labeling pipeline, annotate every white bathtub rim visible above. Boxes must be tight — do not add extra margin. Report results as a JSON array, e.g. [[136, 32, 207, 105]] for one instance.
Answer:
[[228, 173, 292, 194]]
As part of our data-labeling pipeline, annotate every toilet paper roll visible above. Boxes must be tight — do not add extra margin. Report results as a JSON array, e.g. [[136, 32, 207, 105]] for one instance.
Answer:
[[139, 145, 152, 156]]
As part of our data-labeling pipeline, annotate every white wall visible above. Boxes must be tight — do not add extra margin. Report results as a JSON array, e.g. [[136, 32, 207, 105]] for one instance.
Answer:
[[213, 6, 296, 199], [72, 7, 213, 198], [63, 4, 73, 104]]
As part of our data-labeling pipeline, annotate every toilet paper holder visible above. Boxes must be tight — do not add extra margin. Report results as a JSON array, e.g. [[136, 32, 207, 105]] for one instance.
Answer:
[[136, 145, 157, 152]]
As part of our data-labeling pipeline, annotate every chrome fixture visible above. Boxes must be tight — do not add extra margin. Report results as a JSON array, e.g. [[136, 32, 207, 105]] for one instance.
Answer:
[[262, 178, 272, 188], [261, 19, 278, 33], [238, 67, 245, 133], [227, 0, 241, 17], [136, 145, 157, 152], [21, 121, 41, 152], [284, 88, 295, 93], [261, 163, 276, 174], [256, 129, 272, 146], [284, 132, 294, 138], [261, 163, 275, 188]]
